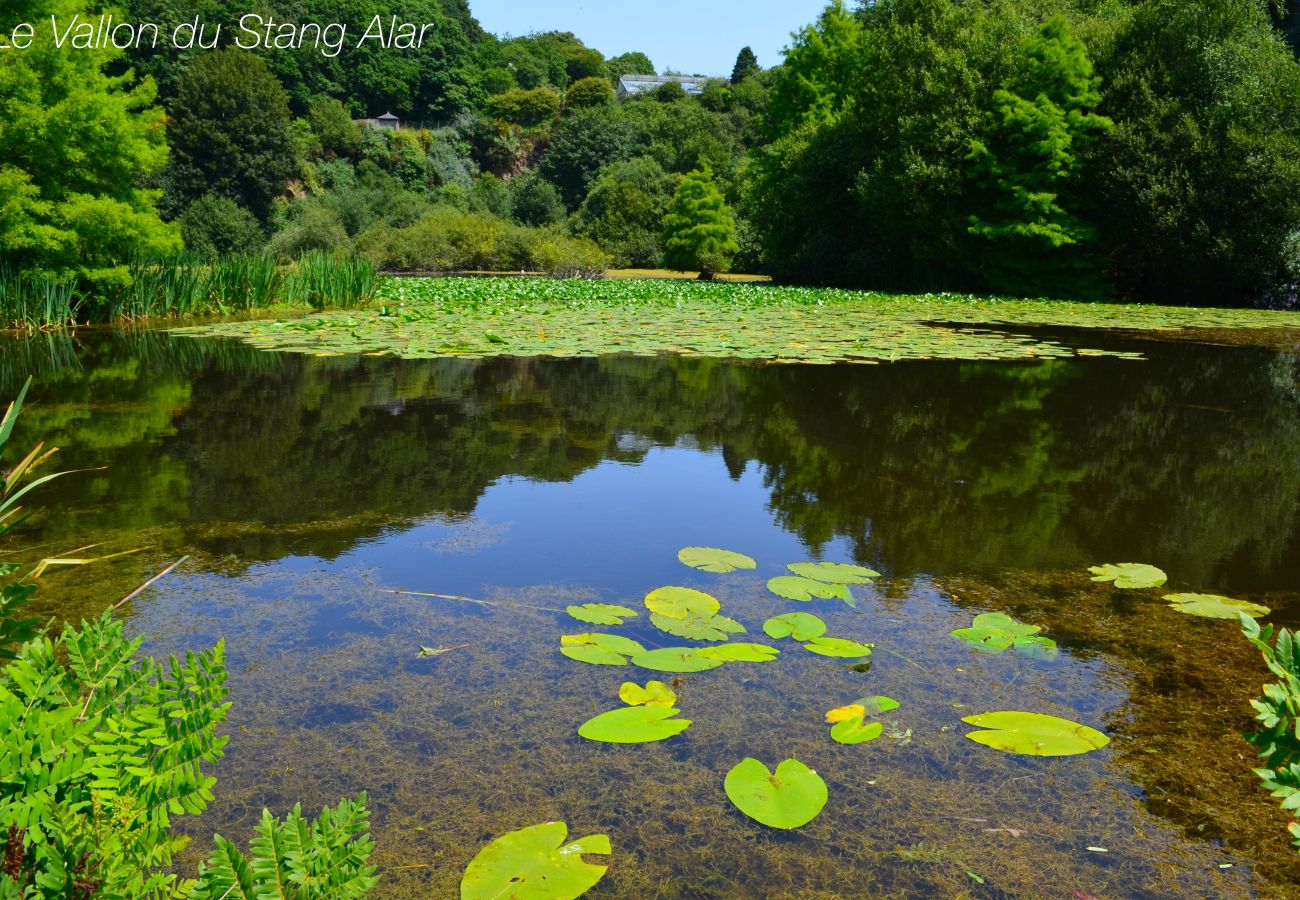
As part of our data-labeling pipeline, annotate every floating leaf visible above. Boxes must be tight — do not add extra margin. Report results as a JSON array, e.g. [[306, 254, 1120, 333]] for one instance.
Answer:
[[825, 696, 899, 723], [677, 547, 757, 573], [1088, 563, 1167, 589], [700, 642, 780, 662], [802, 636, 873, 658], [1163, 593, 1271, 620], [460, 821, 610, 900], [766, 576, 851, 603], [763, 612, 827, 641], [644, 586, 720, 620], [830, 718, 884, 745], [567, 603, 638, 625], [724, 758, 828, 830], [951, 613, 1058, 660], [619, 681, 676, 708], [417, 643, 469, 658], [650, 612, 745, 642], [630, 647, 724, 673], [787, 561, 880, 584], [962, 711, 1110, 756], [560, 633, 646, 666], [578, 706, 692, 743]]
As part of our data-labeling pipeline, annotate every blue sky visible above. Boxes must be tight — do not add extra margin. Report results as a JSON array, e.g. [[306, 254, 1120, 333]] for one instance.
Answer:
[[468, 0, 832, 77]]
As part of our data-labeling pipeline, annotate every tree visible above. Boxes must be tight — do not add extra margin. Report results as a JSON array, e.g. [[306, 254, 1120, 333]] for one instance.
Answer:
[[538, 107, 638, 208], [732, 46, 761, 83], [965, 18, 1113, 297], [164, 48, 296, 224], [663, 167, 738, 277], [565, 76, 615, 111], [766, 0, 863, 138], [179, 195, 265, 258], [486, 87, 562, 127], [309, 97, 363, 159], [576, 157, 674, 266], [0, 0, 180, 287], [608, 51, 656, 78], [508, 174, 566, 226]]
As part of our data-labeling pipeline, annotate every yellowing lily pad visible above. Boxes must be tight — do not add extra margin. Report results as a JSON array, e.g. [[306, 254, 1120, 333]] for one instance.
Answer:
[[678, 547, 757, 573], [1163, 593, 1270, 620], [724, 757, 828, 830], [460, 821, 610, 899], [1088, 563, 1167, 589], [630, 647, 724, 673], [650, 612, 745, 642], [619, 680, 677, 708], [560, 633, 647, 666], [700, 642, 780, 662], [767, 575, 852, 603], [763, 612, 827, 641], [787, 561, 880, 584], [567, 603, 638, 625], [802, 636, 873, 658], [578, 706, 692, 743], [644, 586, 720, 620], [962, 711, 1110, 756], [825, 696, 898, 723]]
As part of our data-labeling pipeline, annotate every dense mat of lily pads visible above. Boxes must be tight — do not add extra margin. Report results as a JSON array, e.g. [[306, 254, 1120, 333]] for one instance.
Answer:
[[171, 278, 1298, 364]]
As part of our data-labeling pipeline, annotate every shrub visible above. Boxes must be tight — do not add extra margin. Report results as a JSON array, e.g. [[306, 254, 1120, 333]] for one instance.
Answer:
[[270, 205, 353, 260], [179, 195, 266, 260], [487, 87, 562, 127], [509, 175, 566, 227], [309, 96, 363, 159], [565, 77, 614, 111], [1241, 614, 1300, 849]]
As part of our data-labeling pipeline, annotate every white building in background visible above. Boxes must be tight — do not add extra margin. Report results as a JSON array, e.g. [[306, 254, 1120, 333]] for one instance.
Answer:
[[616, 75, 712, 99]]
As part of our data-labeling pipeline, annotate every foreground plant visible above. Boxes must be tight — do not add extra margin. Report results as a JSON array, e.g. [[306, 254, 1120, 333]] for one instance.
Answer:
[[1240, 614, 1300, 848]]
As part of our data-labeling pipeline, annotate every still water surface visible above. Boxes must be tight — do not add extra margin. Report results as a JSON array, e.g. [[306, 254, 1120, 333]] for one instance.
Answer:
[[2, 328, 1299, 897]]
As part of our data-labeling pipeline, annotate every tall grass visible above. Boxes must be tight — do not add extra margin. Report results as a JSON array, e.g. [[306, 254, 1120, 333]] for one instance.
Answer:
[[2, 254, 379, 330]]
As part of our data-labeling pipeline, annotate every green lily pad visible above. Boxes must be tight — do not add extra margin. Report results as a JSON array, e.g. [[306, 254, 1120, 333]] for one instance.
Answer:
[[650, 612, 745, 642], [644, 586, 720, 619], [578, 706, 692, 743], [1088, 563, 1167, 589], [560, 633, 647, 666], [787, 561, 880, 584], [762, 612, 827, 641], [802, 636, 873, 658], [830, 718, 885, 745], [677, 547, 757, 573], [619, 680, 676, 708], [1163, 593, 1271, 620], [700, 642, 780, 662], [962, 711, 1111, 756], [567, 603, 639, 625], [951, 613, 1058, 660], [767, 575, 852, 603], [724, 757, 828, 829], [460, 821, 611, 899], [630, 647, 725, 673]]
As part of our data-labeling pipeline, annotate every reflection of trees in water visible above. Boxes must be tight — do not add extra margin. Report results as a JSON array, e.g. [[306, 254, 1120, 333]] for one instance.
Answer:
[[4, 332, 1299, 590]]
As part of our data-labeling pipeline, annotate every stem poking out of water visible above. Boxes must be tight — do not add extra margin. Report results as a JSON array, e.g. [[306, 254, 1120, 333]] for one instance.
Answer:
[[379, 588, 565, 613]]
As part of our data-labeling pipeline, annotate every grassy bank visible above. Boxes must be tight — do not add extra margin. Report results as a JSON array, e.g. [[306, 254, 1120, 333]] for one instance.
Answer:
[[0, 253, 378, 330], [171, 276, 1300, 364]]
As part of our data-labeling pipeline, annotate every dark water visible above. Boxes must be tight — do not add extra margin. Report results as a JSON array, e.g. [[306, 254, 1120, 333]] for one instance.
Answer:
[[2, 328, 1300, 897]]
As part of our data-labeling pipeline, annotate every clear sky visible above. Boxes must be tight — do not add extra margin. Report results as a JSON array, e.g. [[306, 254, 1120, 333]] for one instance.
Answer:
[[467, 0, 832, 77]]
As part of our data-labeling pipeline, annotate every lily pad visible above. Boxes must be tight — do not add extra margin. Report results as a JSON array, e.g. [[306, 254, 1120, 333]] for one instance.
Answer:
[[460, 821, 610, 900], [678, 547, 757, 573], [763, 612, 827, 641], [826, 696, 900, 722], [1163, 593, 1271, 620], [1088, 563, 1167, 589], [951, 613, 1058, 660], [767, 576, 852, 603], [962, 711, 1110, 756], [567, 603, 639, 626], [630, 647, 724, 673], [802, 636, 873, 658], [560, 633, 647, 666], [700, 642, 780, 662], [578, 706, 692, 743], [644, 586, 720, 620], [650, 612, 745, 642], [619, 681, 676, 708], [787, 561, 880, 584], [724, 757, 828, 830], [830, 719, 885, 745]]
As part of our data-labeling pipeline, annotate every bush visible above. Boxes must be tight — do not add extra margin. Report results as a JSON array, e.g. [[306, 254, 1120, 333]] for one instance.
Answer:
[[565, 76, 614, 111], [309, 96, 363, 159], [270, 205, 353, 260], [509, 175, 566, 227], [179, 195, 265, 259], [487, 87, 562, 127]]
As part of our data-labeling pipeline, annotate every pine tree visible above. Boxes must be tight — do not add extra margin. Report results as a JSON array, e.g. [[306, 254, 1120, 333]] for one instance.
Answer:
[[966, 17, 1113, 296], [662, 167, 738, 279], [731, 47, 760, 83]]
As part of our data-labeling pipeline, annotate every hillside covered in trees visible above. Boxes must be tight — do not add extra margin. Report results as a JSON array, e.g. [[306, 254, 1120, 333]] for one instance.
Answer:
[[3, 0, 1300, 306]]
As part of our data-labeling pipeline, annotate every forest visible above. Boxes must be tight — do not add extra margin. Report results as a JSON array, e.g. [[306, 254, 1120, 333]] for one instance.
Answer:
[[3, 0, 1300, 315]]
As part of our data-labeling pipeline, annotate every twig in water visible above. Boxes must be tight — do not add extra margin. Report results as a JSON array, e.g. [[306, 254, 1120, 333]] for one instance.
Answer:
[[379, 588, 564, 613], [114, 555, 189, 611]]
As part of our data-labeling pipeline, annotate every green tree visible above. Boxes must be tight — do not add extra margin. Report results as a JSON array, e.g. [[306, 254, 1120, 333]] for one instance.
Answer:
[[966, 17, 1113, 297], [179, 195, 265, 259], [0, 0, 180, 288], [766, 0, 863, 138], [608, 51, 656, 78], [508, 174, 566, 226], [538, 107, 638, 208], [164, 48, 296, 224], [731, 46, 761, 83], [663, 167, 738, 277], [309, 96, 363, 159], [486, 86, 562, 127], [576, 157, 674, 266], [565, 76, 615, 111]]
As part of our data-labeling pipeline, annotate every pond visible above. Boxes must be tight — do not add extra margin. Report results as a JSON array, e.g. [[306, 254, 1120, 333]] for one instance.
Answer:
[[3, 324, 1300, 897]]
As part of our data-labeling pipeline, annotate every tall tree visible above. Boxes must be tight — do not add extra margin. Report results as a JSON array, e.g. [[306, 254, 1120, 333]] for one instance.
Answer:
[[966, 17, 1113, 297], [0, 0, 179, 286], [663, 167, 738, 278], [731, 47, 760, 83], [164, 48, 296, 223], [766, 0, 863, 138]]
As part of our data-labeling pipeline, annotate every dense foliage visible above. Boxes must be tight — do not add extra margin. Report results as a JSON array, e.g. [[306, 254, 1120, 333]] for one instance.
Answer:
[[1242, 614, 1300, 849], [662, 168, 739, 277]]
